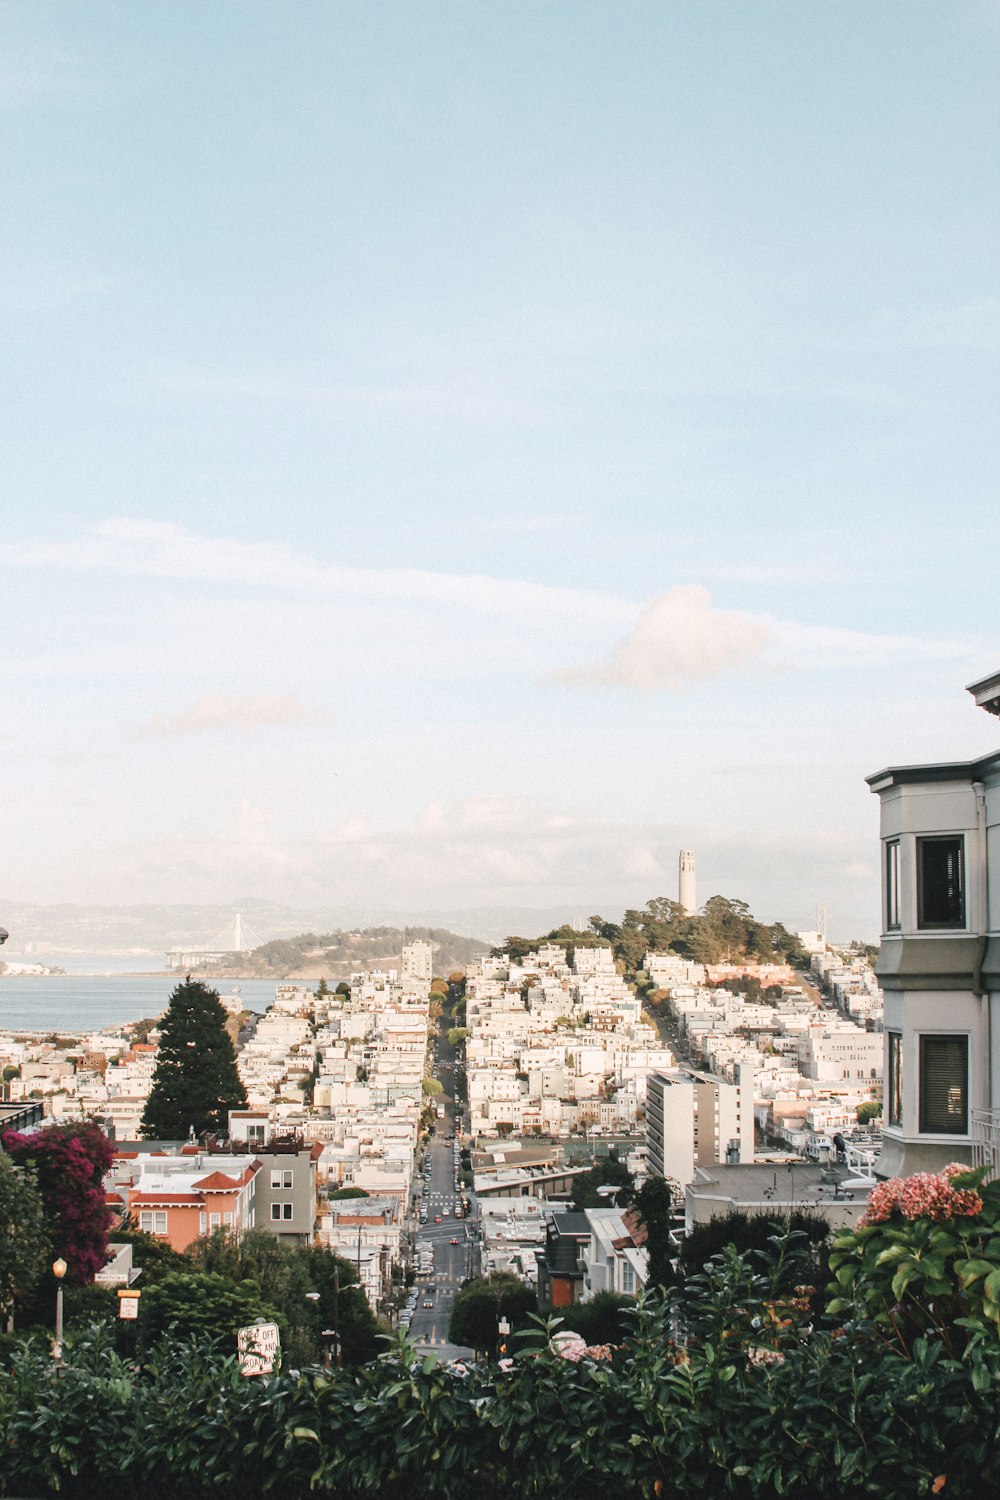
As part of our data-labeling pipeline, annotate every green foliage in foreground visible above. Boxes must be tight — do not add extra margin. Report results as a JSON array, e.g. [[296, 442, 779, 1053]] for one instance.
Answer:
[[3, 1250, 1000, 1500]]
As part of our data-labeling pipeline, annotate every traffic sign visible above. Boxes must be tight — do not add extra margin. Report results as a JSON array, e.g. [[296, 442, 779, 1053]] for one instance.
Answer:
[[237, 1320, 281, 1376], [117, 1289, 141, 1321]]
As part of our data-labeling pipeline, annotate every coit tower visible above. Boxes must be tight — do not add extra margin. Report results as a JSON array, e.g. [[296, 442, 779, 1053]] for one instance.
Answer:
[[678, 849, 696, 915]]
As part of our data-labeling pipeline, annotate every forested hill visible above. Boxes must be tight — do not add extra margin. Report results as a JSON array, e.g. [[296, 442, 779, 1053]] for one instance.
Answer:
[[496, 896, 806, 972], [192, 925, 489, 980]]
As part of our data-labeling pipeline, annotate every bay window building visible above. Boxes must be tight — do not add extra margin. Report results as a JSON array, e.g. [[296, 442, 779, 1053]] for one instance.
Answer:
[[867, 668, 1000, 1178]]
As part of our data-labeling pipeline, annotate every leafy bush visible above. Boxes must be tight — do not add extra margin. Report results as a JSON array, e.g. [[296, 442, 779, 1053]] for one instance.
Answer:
[[3, 1227, 1000, 1498], [828, 1161, 1000, 1357]]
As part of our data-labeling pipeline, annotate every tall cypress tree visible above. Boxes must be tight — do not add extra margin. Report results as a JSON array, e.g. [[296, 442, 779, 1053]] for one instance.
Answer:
[[140, 977, 247, 1139]]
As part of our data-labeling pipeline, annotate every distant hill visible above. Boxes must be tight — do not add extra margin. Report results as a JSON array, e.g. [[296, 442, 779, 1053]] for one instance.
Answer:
[[0, 900, 578, 956], [190, 925, 490, 981]]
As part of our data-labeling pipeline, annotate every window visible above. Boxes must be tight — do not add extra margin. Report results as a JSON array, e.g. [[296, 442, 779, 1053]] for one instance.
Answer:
[[919, 1035, 968, 1135], [209, 1211, 221, 1230], [917, 836, 965, 928], [887, 1032, 903, 1127], [247, 1123, 266, 1143], [621, 1262, 635, 1294], [271, 1169, 293, 1190], [139, 1210, 168, 1236], [271, 1202, 293, 1221], [199, 1211, 207, 1235], [886, 840, 901, 929]]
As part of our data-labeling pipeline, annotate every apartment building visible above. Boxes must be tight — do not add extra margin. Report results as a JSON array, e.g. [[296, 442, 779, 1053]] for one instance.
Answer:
[[646, 1064, 755, 1186]]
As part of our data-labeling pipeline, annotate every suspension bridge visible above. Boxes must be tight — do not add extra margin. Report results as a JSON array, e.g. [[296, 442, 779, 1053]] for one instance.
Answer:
[[165, 913, 266, 970]]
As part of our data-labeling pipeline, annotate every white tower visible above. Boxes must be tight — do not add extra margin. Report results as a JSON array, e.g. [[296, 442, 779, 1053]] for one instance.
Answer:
[[678, 849, 696, 916]]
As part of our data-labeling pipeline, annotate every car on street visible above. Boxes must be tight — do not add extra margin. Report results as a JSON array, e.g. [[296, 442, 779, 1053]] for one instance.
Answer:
[[422, 1300, 434, 1309], [449, 1236, 459, 1245]]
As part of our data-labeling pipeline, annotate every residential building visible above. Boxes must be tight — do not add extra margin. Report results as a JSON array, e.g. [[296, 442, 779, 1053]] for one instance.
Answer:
[[867, 667, 1000, 1178], [646, 1064, 755, 1186]]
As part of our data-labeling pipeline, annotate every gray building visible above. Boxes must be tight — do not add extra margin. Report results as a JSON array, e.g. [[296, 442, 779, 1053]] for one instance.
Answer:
[[227, 1111, 318, 1245], [867, 668, 1000, 1179]]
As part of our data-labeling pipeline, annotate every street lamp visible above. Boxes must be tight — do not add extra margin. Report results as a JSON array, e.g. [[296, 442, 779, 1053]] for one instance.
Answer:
[[51, 1257, 67, 1362]]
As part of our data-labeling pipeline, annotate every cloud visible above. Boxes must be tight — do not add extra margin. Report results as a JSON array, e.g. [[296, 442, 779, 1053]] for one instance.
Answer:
[[138, 693, 324, 737], [564, 585, 772, 690], [565, 586, 975, 691], [0, 517, 632, 629]]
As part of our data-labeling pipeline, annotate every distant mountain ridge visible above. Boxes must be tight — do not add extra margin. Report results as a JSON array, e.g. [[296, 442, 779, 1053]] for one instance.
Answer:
[[0, 899, 593, 954]]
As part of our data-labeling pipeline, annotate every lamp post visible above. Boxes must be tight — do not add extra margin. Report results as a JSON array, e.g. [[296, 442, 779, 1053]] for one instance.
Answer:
[[52, 1257, 67, 1362]]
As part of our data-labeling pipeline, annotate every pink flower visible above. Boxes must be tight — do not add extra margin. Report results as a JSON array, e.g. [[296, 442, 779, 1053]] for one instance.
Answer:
[[858, 1165, 982, 1227], [550, 1331, 588, 1362]]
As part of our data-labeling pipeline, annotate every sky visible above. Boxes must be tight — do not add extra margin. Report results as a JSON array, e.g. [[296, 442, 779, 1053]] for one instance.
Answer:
[[1, 1, 998, 941]]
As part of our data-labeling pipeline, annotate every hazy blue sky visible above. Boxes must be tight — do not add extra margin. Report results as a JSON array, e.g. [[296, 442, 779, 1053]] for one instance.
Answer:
[[1, 2, 998, 938]]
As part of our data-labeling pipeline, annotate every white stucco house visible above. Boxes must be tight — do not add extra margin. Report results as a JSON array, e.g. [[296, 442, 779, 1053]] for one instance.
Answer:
[[867, 668, 1000, 1179]]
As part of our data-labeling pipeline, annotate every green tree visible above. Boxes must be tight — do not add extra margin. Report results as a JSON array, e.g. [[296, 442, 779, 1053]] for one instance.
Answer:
[[571, 1151, 634, 1211], [421, 1077, 443, 1095], [447, 1273, 536, 1354], [445, 1028, 468, 1047], [633, 1176, 678, 1290], [678, 1210, 832, 1295], [140, 977, 247, 1139], [187, 1230, 379, 1365], [138, 1269, 281, 1351], [857, 1100, 883, 1124], [0, 1154, 49, 1330]]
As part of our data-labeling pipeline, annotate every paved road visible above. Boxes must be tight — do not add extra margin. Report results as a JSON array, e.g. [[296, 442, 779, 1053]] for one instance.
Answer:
[[406, 1013, 479, 1353]]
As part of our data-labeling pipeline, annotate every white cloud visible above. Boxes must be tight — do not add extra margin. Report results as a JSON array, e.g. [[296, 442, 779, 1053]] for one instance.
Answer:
[[0, 518, 632, 629], [138, 693, 324, 737], [566, 585, 975, 691], [564, 585, 772, 690]]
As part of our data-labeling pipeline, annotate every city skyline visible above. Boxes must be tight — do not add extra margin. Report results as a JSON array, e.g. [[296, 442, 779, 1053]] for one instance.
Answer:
[[2, 3, 998, 939]]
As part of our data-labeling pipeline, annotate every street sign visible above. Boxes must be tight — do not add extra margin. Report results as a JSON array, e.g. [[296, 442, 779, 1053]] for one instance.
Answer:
[[117, 1289, 141, 1321], [237, 1320, 281, 1376]]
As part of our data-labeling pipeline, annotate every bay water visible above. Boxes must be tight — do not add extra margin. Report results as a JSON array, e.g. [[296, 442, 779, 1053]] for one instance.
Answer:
[[0, 957, 284, 1034]]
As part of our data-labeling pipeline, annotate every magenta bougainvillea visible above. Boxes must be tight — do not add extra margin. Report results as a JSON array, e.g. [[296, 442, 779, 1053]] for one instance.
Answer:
[[0, 1122, 115, 1284], [858, 1162, 984, 1227]]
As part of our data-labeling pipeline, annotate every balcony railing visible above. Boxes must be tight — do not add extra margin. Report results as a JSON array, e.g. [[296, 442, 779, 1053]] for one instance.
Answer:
[[971, 1109, 1000, 1178]]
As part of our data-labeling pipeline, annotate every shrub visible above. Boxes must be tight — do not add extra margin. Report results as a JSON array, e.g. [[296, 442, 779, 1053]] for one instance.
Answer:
[[828, 1162, 1000, 1357]]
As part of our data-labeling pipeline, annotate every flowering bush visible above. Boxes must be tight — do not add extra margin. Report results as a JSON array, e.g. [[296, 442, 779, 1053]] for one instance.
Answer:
[[859, 1163, 984, 1226], [829, 1163, 1000, 1355], [549, 1330, 588, 1362], [0, 1122, 114, 1283]]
